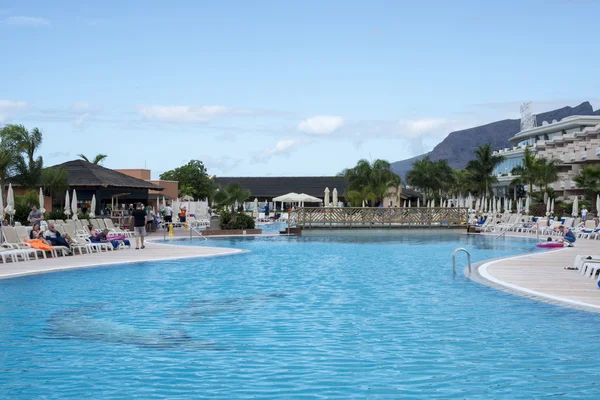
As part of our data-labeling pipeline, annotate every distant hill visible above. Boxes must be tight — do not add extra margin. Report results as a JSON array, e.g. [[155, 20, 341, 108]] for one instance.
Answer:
[[391, 101, 598, 179]]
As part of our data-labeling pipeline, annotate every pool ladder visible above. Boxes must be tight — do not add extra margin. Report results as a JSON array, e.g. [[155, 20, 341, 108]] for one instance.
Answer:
[[452, 248, 471, 276], [190, 226, 208, 240]]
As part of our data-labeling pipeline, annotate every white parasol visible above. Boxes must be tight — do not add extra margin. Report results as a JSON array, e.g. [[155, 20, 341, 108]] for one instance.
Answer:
[[572, 196, 579, 217], [525, 196, 530, 214], [332, 188, 338, 207], [324, 187, 330, 207], [5, 183, 15, 218], [38, 187, 46, 213], [253, 198, 259, 217], [362, 199, 365, 208], [0, 185, 4, 218], [64, 190, 71, 217], [431, 199, 435, 208], [550, 198, 554, 214], [546, 198, 551, 216], [162, 196, 166, 210], [89, 194, 96, 218], [597, 194, 600, 217], [417, 198, 420, 208], [71, 190, 78, 220]]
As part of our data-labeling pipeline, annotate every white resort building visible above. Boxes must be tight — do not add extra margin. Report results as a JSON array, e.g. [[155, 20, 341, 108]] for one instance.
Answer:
[[492, 115, 600, 200]]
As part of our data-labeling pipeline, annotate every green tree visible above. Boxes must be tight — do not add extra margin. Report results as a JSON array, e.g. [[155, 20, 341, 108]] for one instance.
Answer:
[[159, 160, 214, 201], [406, 156, 455, 200], [41, 167, 69, 209], [78, 153, 108, 165], [214, 183, 252, 213], [4, 125, 44, 189], [511, 147, 536, 194], [453, 169, 473, 198], [466, 143, 504, 196], [0, 124, 31, 190], [342, 159, 401, 206], [574, 165, 600, 202], [533, 157, 559, 193]]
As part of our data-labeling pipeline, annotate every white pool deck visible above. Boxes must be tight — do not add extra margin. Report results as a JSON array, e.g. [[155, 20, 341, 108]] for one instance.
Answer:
[[0, 241, 246, 280], [475, 232, 600, 312]]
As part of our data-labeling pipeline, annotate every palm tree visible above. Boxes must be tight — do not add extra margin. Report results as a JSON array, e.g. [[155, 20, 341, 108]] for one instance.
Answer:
[[574, 165, 600, 202], [0, 124, 33, 190], [533, 157, 559, 193], [406, 157, 455, 201], [78, 154, 108, 165], [41, 167, 69, 208], [3, 125, 44, 189], [342, 159, 401, 206], [466, 143, 504, 196], [453, 169, 473, 198], [511, 147, 536, 194], [214, 183, 251, 214]]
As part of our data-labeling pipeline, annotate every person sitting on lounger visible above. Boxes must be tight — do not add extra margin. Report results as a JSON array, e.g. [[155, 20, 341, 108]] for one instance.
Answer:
[[91, 228, 130, 249], [558, 225, 576, 247], [44, 223, 71, 250], [29, 223, 51, 245]]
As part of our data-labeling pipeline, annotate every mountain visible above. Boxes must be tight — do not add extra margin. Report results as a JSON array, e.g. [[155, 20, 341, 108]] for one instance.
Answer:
[[391, 101, 597, 179]]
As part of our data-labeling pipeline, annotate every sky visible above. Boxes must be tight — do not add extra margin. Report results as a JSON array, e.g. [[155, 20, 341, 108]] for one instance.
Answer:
[[1, 0, 599, 179]]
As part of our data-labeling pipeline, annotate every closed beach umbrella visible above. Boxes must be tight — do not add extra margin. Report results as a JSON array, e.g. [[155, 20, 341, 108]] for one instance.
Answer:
[[38, 187, 46, 213], [324, 187, 330, 207], [64, 190, 71, 217], [546, 199, 551, 216], [596, 194, 600, 216], [5, 183, 15, 218], [497, 198, 501, 213], [417, 198, 420, 208], [71, 190, 78, 220], [332, 188, 338, 207], [407, 200, 411, 208], [162, 196, 166, 210], [550, 198, 554, 214], [572, 196, 578, 217], [89, 194, 96, 218], [525, 196, 530, 214], [156, 197, 160, 214], [253, 198, 259, 217], [0, 185, 4, 218], [431, 199, 435, 208], [362, 199, 365, 208]]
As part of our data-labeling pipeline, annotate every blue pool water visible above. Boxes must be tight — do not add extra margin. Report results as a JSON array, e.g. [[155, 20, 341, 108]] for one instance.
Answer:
[[2, 232, 600, 398]]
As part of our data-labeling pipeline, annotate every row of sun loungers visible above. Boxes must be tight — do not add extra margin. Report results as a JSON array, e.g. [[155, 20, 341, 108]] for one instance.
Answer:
[[475, 212, 600, 240], [0, 218, 136, 264]]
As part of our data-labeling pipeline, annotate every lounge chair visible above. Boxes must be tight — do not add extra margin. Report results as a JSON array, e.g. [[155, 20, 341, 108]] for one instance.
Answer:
[[2, 226, 45, 259], [0, 247, 32, 263], [103, 219, 133, 238], [15, 226, 70, 258]]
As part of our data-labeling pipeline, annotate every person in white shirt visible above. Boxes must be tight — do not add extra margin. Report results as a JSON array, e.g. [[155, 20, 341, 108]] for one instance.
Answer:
[[581, 207, 588, 222], [164, 204, 174, 223]]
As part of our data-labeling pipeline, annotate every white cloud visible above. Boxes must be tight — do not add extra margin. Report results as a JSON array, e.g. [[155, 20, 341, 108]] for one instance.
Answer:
[[253, 139, 311, 163], [4, 16, 50, 26], [69, 102, 90, 111], [298, 115, 345, 135], [0, 100, 29, 122], [136, 105, 256, 123], [397, 118, 458, 139], [199, 155, 241, 174], [74, 113, 91, 127]]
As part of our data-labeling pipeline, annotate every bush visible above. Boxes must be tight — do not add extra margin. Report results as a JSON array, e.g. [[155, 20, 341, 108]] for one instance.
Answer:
[[46, 209, 68, 221], [13, 190, 40, 224], [219, 210, 255, 230]]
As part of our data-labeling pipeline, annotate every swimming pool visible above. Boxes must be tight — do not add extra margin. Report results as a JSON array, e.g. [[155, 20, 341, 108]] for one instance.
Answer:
[[2, 232, 600, 398]]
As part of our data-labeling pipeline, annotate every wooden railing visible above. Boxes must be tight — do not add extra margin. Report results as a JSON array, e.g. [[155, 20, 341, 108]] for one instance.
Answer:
[[288, 207, 469, 228]]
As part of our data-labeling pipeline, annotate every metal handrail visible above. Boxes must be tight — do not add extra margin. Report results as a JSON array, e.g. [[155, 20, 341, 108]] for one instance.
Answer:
[[493, 231, 506, 239], [189, 225, 208, 240], [452, 248, 471, 275]]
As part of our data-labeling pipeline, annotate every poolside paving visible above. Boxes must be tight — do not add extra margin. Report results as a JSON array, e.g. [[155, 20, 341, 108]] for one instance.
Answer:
[[0, 241, 245, 280], [476, 232, 600, 311]]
